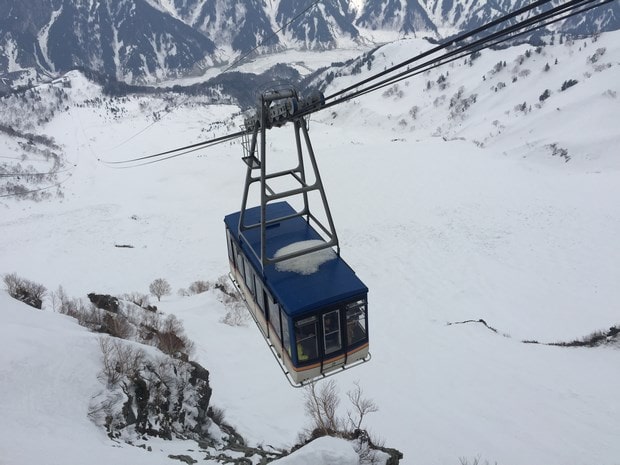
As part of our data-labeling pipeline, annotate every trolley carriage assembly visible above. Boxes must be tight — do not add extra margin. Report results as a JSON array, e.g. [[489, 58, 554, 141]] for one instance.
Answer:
[[224, 88, 370, 387]]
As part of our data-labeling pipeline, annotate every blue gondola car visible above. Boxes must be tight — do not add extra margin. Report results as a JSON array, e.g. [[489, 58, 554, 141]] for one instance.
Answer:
[[224, 201, 370, 386]]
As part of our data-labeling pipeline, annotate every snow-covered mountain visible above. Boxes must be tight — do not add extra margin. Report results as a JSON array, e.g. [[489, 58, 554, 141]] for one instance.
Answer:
[[0, 0, 216, 84], [167, 0, 281, 53], [420, 0, 531, 31], [0, 0, 363, 84], [357, 0, 437, 35], [421, 0, 620, 35], [561, 0, 620, 35], [1, 0, 618, 85], [277, 0, 360, 50]]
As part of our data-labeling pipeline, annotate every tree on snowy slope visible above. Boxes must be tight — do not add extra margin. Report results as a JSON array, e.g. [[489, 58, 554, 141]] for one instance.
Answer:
[[149, 278, 171, 301]]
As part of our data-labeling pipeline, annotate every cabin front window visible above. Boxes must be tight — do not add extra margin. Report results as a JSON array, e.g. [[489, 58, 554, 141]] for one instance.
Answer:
[[323, 310, 341, 354], [346, 300, 367, 346], [295, 317, 318, 362]]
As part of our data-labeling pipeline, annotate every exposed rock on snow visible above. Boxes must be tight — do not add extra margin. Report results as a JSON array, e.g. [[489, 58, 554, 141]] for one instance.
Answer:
[[87, 292, 120, 313]]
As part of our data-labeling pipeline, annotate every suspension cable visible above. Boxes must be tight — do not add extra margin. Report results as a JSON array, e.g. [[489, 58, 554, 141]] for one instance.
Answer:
[[320, 0, 602, 112], [103, 0, 611, 167], [337, 0, 613, 105], [0, 165, 76, 177], [106, 0, 324, 152], [0, 173, 73, 198], [99, 129, 247, 165], [325, 0, 559, 103], [102, 135, 238, 168], [225, 0, 324, 73]]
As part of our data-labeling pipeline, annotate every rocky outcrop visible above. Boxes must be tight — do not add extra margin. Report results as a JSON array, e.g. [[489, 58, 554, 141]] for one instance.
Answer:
[[87, 293, 119, 313]]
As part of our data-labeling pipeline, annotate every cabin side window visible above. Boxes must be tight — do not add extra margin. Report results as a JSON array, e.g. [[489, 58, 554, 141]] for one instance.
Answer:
[[323, 310, 342, 354], [243, 257, 254, 296], [236, 249, 245, 278], [280, 308, 291, 357], [267, 293, 281, 340], [346, 300, 367, 346], [295, 316, 318, 362], [255, 277, 265, 313], [226, 229, 234, 262], [227, 231, 240, 271]]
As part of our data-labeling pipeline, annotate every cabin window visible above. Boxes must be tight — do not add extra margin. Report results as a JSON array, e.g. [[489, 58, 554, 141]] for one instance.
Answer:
[[232, 245, 238, 268], [243, 258, 254, 295], [346, 301, 367, 346], [255, 278, 265, 312], [295, 317, 318, 362], [323, 310, 341, 354], [267, 293, 281, 340], [228, 235, 239, 271], [280, 308, 291, 356], [226, 230, 234, 262], [236, 249, 245, 278]]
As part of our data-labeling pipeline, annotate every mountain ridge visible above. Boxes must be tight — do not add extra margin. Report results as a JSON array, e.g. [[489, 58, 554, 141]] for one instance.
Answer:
[[0, 0, 617, 85]]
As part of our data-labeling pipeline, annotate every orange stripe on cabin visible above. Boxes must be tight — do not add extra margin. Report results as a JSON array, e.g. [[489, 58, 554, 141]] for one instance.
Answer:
[[291, 342, 370, 373]]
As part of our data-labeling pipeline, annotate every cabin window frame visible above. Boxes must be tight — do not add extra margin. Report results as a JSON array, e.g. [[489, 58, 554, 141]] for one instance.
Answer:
[[243, 257, 255, 296], [236, 248, 245, 280], [345, 298, 368, 347], [255, 277, 266, 313], [295, 316, 319, 364], [227, 230, 241, 272], [226, 229, 234, 262], [280, 308, 291, 357], [267, 292, 281, 341], [322, 309, 342, 355]]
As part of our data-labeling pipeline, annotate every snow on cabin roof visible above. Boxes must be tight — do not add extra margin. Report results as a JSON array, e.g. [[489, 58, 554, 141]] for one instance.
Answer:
[[224, 202, 368, 317], [274, 239, 337, 275]]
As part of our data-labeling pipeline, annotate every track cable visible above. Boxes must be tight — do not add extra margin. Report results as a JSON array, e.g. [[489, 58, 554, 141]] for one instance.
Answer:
[[106, 0, 324, 152], [320, 0, 609, 112], [105, 0, 612, 167]]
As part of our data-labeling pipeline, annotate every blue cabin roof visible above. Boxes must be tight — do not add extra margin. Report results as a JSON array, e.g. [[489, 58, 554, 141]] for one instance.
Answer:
[[224, 202, 368, 317]]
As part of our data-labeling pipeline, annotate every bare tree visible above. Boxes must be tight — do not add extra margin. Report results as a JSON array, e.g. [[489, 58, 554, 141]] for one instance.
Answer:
[[221, 301, 249, 327], [149, 278, 171, 301], [156, 314, 194, 358], [102, 313, 133, 339], [3, 273, 47, 309], [346, 381, 379, 431], [122, 291, 151, 308], [188, 280, 210, 295], [161, 313, 183, 334], [303, 379, 379, 435], [303, 379, 342, 435], [98, 336, 145, 387], [300, 379, 384, 464]]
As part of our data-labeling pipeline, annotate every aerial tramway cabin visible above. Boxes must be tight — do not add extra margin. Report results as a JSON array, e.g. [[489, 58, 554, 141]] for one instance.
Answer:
[[224, 202, 369, 386], [224, 88, 369, 386]]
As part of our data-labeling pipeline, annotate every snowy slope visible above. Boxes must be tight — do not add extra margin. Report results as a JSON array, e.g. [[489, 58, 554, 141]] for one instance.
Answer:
[[0, 293, 194, 465], [0, 292, 362, 464], [318, 31, 620, 168], [1, 30, 620, 465]]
